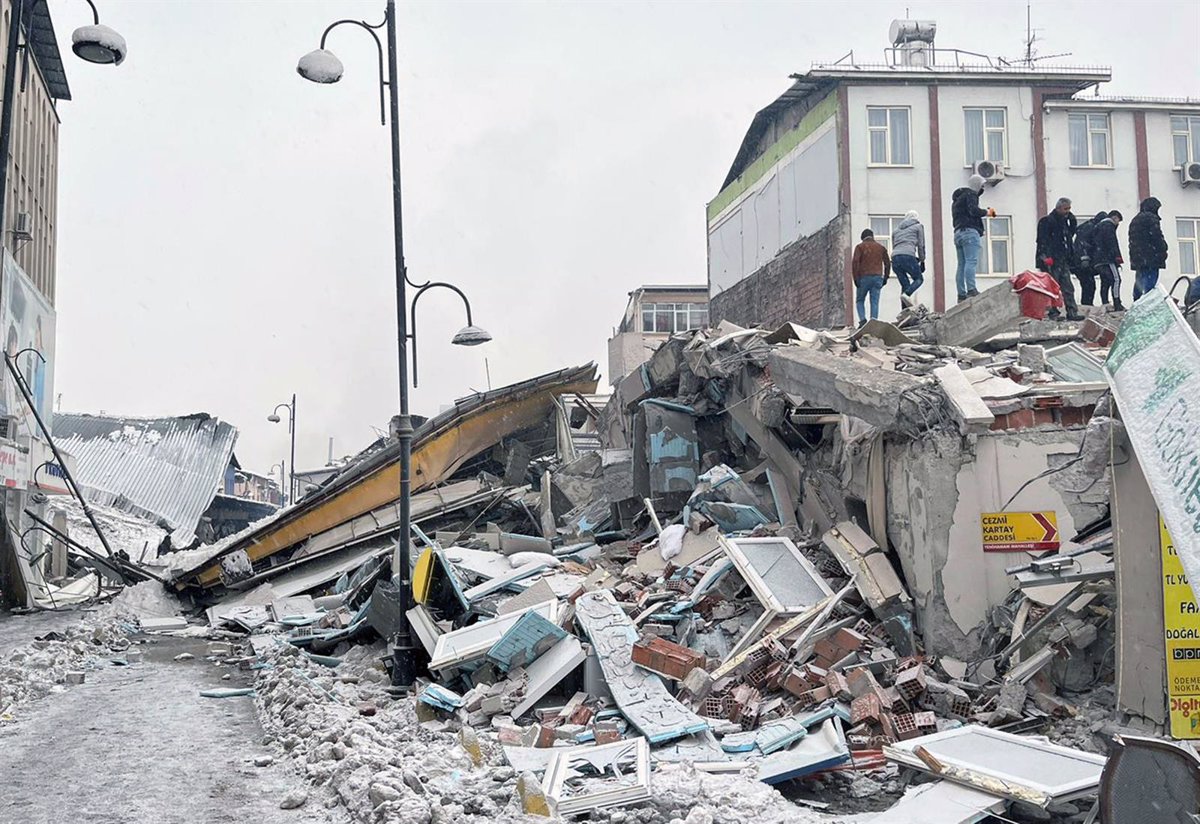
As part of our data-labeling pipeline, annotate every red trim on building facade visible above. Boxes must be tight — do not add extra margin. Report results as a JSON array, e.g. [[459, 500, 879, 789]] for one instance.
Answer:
[[1133, 111, 1150, 201], [928, 85, 945, 313], [1032, 90, 1048, 219], [837, 84, 853, 326]]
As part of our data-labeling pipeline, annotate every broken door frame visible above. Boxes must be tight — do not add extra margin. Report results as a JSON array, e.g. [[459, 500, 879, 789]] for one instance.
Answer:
[[542, 736, 651, 815]]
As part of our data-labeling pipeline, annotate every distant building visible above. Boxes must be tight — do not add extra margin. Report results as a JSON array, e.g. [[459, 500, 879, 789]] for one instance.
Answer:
[[223, 455, 282, 507], [607, 285, 708, 387], [707, 19, 1200, 329]]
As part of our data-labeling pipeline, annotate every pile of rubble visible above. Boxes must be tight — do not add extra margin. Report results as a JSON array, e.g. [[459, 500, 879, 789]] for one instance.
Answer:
[[22, 284, 1200, 821], [148, 286, 1162, 822]]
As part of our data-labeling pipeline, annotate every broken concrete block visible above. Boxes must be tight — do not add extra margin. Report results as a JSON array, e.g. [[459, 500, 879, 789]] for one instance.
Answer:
[[681, 666, 714, 701], [846, 668, 881, 699], [822, 522, 912, 617], [64, 671, 86, 685], [768, 346, 937, 432], [921, 282, 1024, 347], [459, 726, 484, 767]]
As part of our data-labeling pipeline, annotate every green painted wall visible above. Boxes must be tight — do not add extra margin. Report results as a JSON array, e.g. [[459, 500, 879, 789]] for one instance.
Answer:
[[706, 91, 838, 225]]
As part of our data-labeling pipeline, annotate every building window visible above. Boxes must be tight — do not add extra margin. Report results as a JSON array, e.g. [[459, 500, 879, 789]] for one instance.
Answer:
[[1069, 113, 1111, 167], [867, 107, 911, 166], [964, 107, 1007, 166], [977, 216, 1012, 276], [868, 215, 905, 252], [640, 302, 708, 334], [1172, 115, 1200, 167], [1180, 218, 1200, 276]]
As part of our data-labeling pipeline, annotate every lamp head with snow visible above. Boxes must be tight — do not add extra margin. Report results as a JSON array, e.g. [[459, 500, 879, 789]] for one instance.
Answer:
[[71, 24, 127, 65], [297, 49, 345, 84], [451, 325, 492, 347]]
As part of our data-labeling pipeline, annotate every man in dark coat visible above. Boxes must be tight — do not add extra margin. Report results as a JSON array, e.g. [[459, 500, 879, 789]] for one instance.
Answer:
[[1091, 210, 1124, 310], [1128, 197, 1169, 300], [1036, 197, 1083, 321], [1072, 211, 1108, 306], [951, 174, 994, 302]]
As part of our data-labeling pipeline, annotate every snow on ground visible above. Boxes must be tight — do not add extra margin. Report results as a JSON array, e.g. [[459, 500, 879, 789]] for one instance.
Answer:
[[255, 642, 871, 824], [47, 497, 167, 564]]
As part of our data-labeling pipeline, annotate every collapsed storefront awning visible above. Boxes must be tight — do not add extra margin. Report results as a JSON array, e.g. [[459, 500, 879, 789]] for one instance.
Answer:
[[172, 364, 598, 592]]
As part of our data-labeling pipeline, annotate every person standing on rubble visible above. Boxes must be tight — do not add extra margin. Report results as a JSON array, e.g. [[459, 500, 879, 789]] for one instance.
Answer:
[[1091, 210, 1125, 311], [851, 228, 890, 326], [951, 174, 994, 303], [1071, 211, 1108, 307], [890, 210, 925, 308], [1129, 196, 1169, 300], [1035, 197, 1084, 321]]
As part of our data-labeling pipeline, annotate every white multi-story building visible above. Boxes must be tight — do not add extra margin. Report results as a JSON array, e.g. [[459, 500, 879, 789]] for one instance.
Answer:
[[606, 284, 708, 386], [706, 20, 1200, 329]]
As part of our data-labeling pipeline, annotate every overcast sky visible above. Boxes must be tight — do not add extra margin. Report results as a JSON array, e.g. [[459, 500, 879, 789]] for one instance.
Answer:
[[49, 0, 1197, 478]]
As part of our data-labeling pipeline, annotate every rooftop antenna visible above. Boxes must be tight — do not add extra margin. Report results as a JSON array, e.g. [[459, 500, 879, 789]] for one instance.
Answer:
[[1010, 3, 1072, 66]]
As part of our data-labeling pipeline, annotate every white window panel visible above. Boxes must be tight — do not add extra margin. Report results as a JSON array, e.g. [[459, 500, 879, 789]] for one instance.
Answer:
[[721, 535, 834, 614], [1069, 112, 1112, 167], [1172, 115, 1200, 167], [977, 216, 1012, 276], [965, 107, 1007, 165], [884, 726, 1106, 803], [867, 106, 911, 166], [1179, 218, 1199, 276]]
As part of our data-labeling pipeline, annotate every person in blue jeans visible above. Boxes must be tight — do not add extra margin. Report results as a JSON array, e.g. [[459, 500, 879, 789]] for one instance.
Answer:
[[1128, 196, 1168, 301], [851, 228, 890, 325], [890, 210, 925, 307], [951, 174, 995, 302]]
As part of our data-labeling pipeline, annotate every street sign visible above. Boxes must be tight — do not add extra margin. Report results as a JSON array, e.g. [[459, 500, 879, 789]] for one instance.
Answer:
[[1161, 517, 1200, 739], [980, 511, 1059, 552]]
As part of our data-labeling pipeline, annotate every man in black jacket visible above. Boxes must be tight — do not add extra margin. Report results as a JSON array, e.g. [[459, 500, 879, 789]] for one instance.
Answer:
[[951, 174, 994, 302], [1036, 197, 1083, 321], [1129, 197, 1169, 300], [1072, 211, 1108, 306], [1091, 210, 1124, 310]]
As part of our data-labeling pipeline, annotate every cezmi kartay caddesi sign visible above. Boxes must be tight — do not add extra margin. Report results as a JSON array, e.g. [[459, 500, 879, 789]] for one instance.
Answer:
[[980, 511, 1060, 552], [1161, 517, 1200, 739]]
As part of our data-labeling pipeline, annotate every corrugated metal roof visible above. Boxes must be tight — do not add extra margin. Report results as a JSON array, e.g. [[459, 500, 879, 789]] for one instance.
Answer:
[[52, 412, 238, 543]]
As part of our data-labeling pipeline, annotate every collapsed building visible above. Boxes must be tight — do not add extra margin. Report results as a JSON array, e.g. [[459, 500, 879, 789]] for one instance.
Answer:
[[14, 279, 1200, 821]]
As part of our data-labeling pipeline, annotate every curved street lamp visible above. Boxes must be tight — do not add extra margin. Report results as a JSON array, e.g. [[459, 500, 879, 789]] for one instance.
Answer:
[[268, 395, 297, 506], [409, 282, 491, 386], [71, 0, 128, 65], [297, 1, 491, 688]]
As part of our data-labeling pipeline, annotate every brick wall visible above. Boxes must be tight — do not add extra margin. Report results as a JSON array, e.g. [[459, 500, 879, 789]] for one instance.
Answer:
[[708, 215, 847, 330]]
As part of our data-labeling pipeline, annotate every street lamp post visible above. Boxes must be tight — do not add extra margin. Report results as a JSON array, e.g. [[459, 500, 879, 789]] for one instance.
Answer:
[[267, 394, 296, 505], [298, 1, 490, 688], [269, 460, 287, 507]]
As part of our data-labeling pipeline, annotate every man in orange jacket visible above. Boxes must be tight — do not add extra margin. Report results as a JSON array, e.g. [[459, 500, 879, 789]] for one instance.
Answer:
[[851, 228, 890, 326]]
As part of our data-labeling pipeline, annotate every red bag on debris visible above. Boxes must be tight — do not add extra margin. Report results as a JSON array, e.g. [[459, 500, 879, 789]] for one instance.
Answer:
[[1008, 269, 1064, 320]]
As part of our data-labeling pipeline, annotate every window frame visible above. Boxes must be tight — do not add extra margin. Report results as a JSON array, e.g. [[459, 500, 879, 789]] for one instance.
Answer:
[[1171, 114, 1200, 169], [866, 106, 913, 168], [976, 215, 1013, 277], [964, 107, 1009, 167], [867, 215, 906, 253], [1178, 217, 1200, 277], [640, 302, 709, 334], [1068, 112, 1113, 169]]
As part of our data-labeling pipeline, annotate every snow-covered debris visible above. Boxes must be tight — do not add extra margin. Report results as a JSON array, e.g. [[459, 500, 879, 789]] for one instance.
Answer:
[[297, 49, 343, 83]]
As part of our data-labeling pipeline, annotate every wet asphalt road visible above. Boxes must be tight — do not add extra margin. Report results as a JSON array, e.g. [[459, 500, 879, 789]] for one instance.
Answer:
[[0, 616, 341, 824]]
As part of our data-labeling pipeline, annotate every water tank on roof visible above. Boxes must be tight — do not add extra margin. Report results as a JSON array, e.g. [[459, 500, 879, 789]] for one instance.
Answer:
[[889, 19, 937, 45]]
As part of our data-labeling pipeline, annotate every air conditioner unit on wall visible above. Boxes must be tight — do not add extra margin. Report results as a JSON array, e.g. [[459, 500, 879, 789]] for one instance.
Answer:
[[13, 211, 32, 241], [1181, 161, 1200, 187], [972, 160, 1005, 186]]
